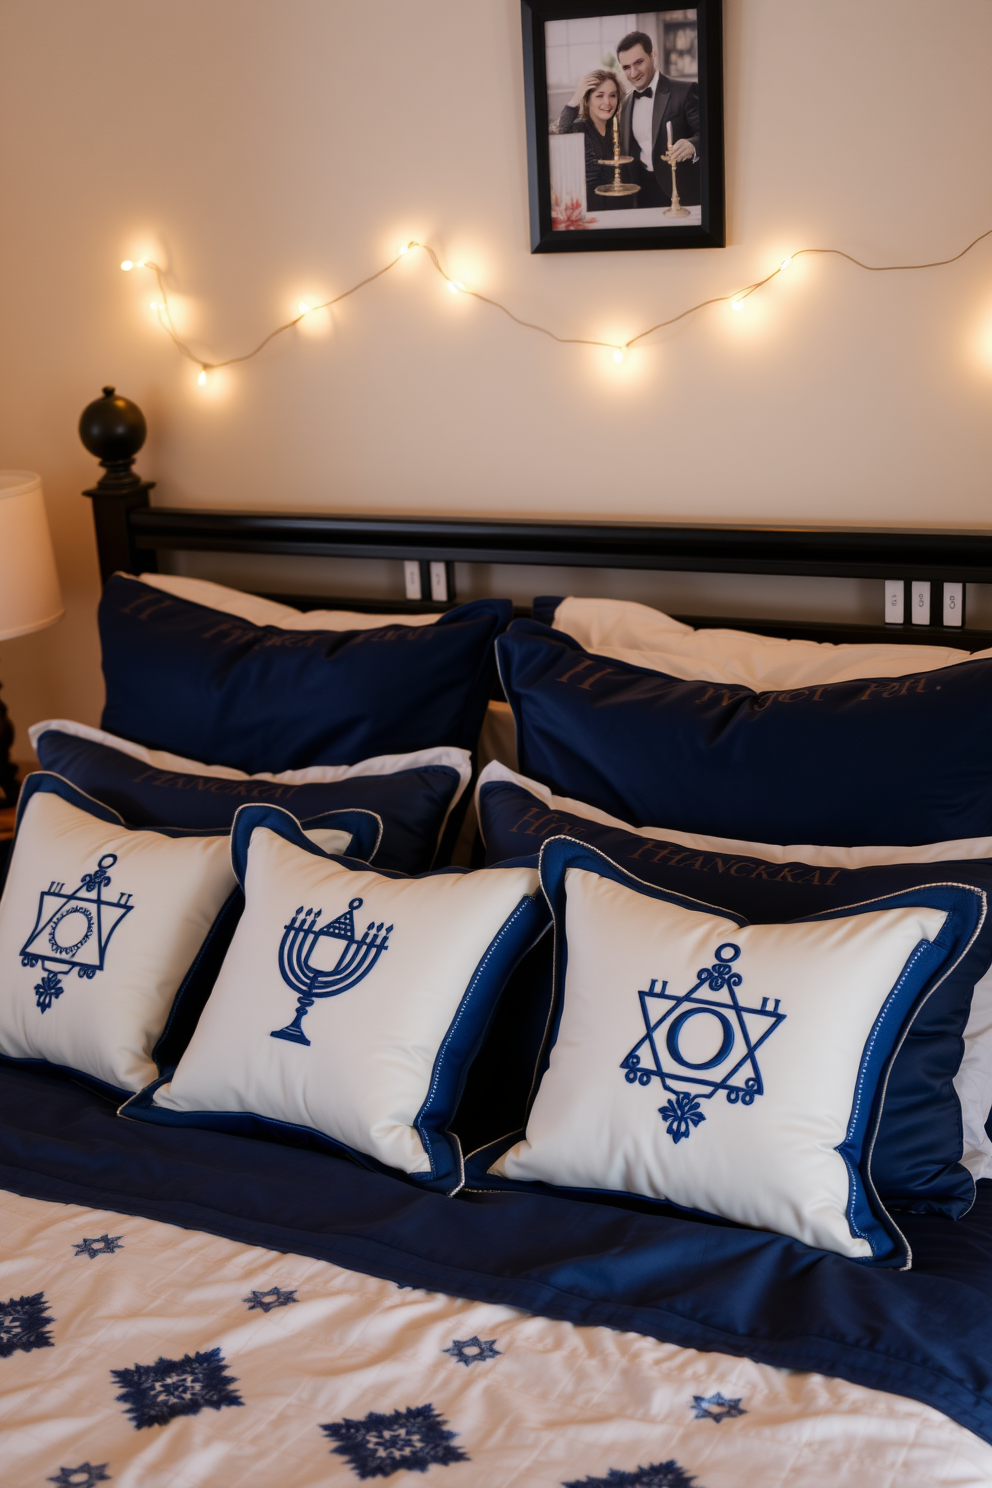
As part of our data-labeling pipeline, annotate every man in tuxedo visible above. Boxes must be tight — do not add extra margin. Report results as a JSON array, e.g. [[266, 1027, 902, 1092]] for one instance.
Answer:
[[616, 30, 700, 208]]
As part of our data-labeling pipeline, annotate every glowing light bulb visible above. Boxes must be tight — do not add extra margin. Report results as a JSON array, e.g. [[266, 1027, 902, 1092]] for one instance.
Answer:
[[731, 297, 745, 312], [150, 301, 160, 311], [779, 256, 793, 271], [448, 280, 463, 294], [120, 260, 133, 271], [399, 243, 409, 255], [612, 349, 625, 364], [197, 369, 207, 386], [136, 259, 146, 268], [298, 301, 311, 315]]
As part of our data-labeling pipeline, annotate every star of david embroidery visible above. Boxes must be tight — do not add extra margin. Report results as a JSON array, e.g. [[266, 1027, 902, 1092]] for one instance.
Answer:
[[21, 853, 133, 1012], [443, 1335, 501, 1366], [47, 1466, 111, 1488], [620, 942, 786, 1141], [112, 1347, 243, 1430], [321, 1403, 469, 1478], [243, 1287, 298, 1313], [562, 1460, 699, 1488], [691, 1391, 747, 1423], [0, 1291, 55, 1357], [73, 1234, 124, 1259]]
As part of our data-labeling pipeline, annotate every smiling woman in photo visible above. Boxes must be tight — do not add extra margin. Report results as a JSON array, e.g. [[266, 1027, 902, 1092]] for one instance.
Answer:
[[553, 69, 631, 209]]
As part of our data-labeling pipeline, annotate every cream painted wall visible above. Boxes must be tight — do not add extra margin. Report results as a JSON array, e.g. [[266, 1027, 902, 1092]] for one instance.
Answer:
[[1, 0, 991, 753]]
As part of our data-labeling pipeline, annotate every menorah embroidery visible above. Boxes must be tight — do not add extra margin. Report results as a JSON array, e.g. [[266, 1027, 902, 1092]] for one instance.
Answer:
[[270, 896, 392, 1046], [20, 853, 134, 1013], [619, 942, 786, 1143]]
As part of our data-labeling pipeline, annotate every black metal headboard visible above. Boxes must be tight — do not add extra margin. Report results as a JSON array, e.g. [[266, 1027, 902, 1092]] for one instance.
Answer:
[[79, 388, 992, 651]]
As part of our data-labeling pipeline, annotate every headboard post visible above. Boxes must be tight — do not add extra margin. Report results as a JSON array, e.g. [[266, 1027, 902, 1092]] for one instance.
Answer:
[[79, 387, 156, 584]]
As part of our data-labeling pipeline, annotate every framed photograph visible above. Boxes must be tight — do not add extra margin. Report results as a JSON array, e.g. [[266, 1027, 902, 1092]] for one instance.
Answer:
[[522, 2, 725, 252]]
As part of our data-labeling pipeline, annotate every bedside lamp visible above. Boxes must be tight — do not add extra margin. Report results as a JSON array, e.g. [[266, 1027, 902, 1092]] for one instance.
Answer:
[[0, 472, 64, 805]]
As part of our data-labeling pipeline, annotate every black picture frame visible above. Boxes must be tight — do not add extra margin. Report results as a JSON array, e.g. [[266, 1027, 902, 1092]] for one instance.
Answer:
[[522, 1, 725, 252]]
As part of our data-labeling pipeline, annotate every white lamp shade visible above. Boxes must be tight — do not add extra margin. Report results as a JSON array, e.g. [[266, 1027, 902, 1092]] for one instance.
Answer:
[[0, 472, 64, 641]]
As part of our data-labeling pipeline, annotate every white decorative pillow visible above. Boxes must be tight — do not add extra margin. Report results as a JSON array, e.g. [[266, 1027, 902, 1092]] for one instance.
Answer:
[[123, 805, 548, 1191], [0, 774, 259, 1094], [137, 572, 442, 630], [483, 838, 984, 1265], [543, 595, 989, 690]]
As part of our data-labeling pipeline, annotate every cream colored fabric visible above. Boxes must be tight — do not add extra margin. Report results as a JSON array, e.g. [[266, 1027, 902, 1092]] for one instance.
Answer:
[[1, 1187, 989, 1486], [550, 595, 990, 689], [137, 572, 440, 629]]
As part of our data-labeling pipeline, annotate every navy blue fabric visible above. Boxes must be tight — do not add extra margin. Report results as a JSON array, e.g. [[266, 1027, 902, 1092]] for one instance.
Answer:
[[34, 727, 459, 874], [469, 835, 983, 1266], [3, 1063, 992, 1444], [99, 575, 511, 771], [479, 776, 992, 1216], [124, 805, 550, 1193], [497, 620, 992, 847], [530, 595, 562, 626]]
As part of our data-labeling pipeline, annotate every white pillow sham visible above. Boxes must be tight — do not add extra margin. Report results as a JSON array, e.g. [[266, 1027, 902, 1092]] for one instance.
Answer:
[[476, 760, 992, 1184], [0, 779, 241, 1093], [490, 844, 975, 1264], [546, 596, 989, 691], [125, 809, 545, 1188]]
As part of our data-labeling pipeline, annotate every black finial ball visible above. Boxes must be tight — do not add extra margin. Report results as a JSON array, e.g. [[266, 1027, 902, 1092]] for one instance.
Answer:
[[79, 386, 147, 466]]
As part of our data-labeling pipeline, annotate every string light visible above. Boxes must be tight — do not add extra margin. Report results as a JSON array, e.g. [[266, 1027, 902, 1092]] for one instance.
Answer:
[[120, 227, 992, 379]]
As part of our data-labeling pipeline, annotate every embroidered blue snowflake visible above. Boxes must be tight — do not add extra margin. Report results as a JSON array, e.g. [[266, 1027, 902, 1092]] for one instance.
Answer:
[[563, 1463, 698, 1488], [443, 1336, 501, 1366], [658, 1091, 706, 1143], [243, 1287, 298, 1313], [112, 1347, 243, 1429], [47, 1465, 111, 1487], [691, 1392, 746, 1423], [321, 1403, 469, 1478], [73, 1234, 124, 1259], [0, 1291, 55, 1357]]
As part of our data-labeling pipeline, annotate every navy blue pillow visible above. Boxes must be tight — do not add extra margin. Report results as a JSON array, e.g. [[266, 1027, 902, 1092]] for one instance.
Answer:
[[34, 727, 460, 875], [496, 620, 992, 847], [477, 773, 992, 1218], [100, 575, 511, 772]]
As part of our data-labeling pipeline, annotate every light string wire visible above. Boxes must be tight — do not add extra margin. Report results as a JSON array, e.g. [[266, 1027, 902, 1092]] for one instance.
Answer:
[[121, 225, 992, 378]]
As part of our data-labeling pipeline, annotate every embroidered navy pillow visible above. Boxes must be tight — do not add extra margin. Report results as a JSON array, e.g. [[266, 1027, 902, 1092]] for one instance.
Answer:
[[496, 621, 992, 847], [122, 804, 549, 1192], [471, 836, 984, 1266], [100, 574, 511, 772], [476, 771, 992, 1217], [32, 722, 466, 874]]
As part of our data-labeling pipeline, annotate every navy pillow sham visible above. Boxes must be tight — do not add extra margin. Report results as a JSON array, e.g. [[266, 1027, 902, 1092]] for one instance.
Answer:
[[34, 727, 458, 875], [100, 575, 511, 772], [496, 620, 992, 847], [477, 773, 992, 1218]]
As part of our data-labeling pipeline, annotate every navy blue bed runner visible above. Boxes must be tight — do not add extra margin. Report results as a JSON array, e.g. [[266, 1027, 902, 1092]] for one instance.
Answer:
[[2, 1063, 992, 1444]]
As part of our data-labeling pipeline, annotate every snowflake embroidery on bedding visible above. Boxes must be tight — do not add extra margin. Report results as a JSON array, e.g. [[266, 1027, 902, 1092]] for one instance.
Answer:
[[0, 1290, 55, 1357], [112, 1347, 243, 1429], [442, 1335, 501, 1366], [321, 1403, 469, 1478], [620, 943, 785, 1141], [244, 1286, 298, 1313], [691, 1392, 746, 1423], [562, 1461, 700, 1487], [47, 1466, 111, 1487], [73, 1233, 124, 1259]]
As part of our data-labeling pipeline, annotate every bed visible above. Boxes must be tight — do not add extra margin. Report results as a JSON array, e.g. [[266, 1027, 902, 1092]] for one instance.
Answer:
[[5, 406, 992, 1487]]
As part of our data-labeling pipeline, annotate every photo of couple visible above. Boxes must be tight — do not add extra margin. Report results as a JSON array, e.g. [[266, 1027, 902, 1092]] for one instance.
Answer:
[[524, 2, 724, 251]]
